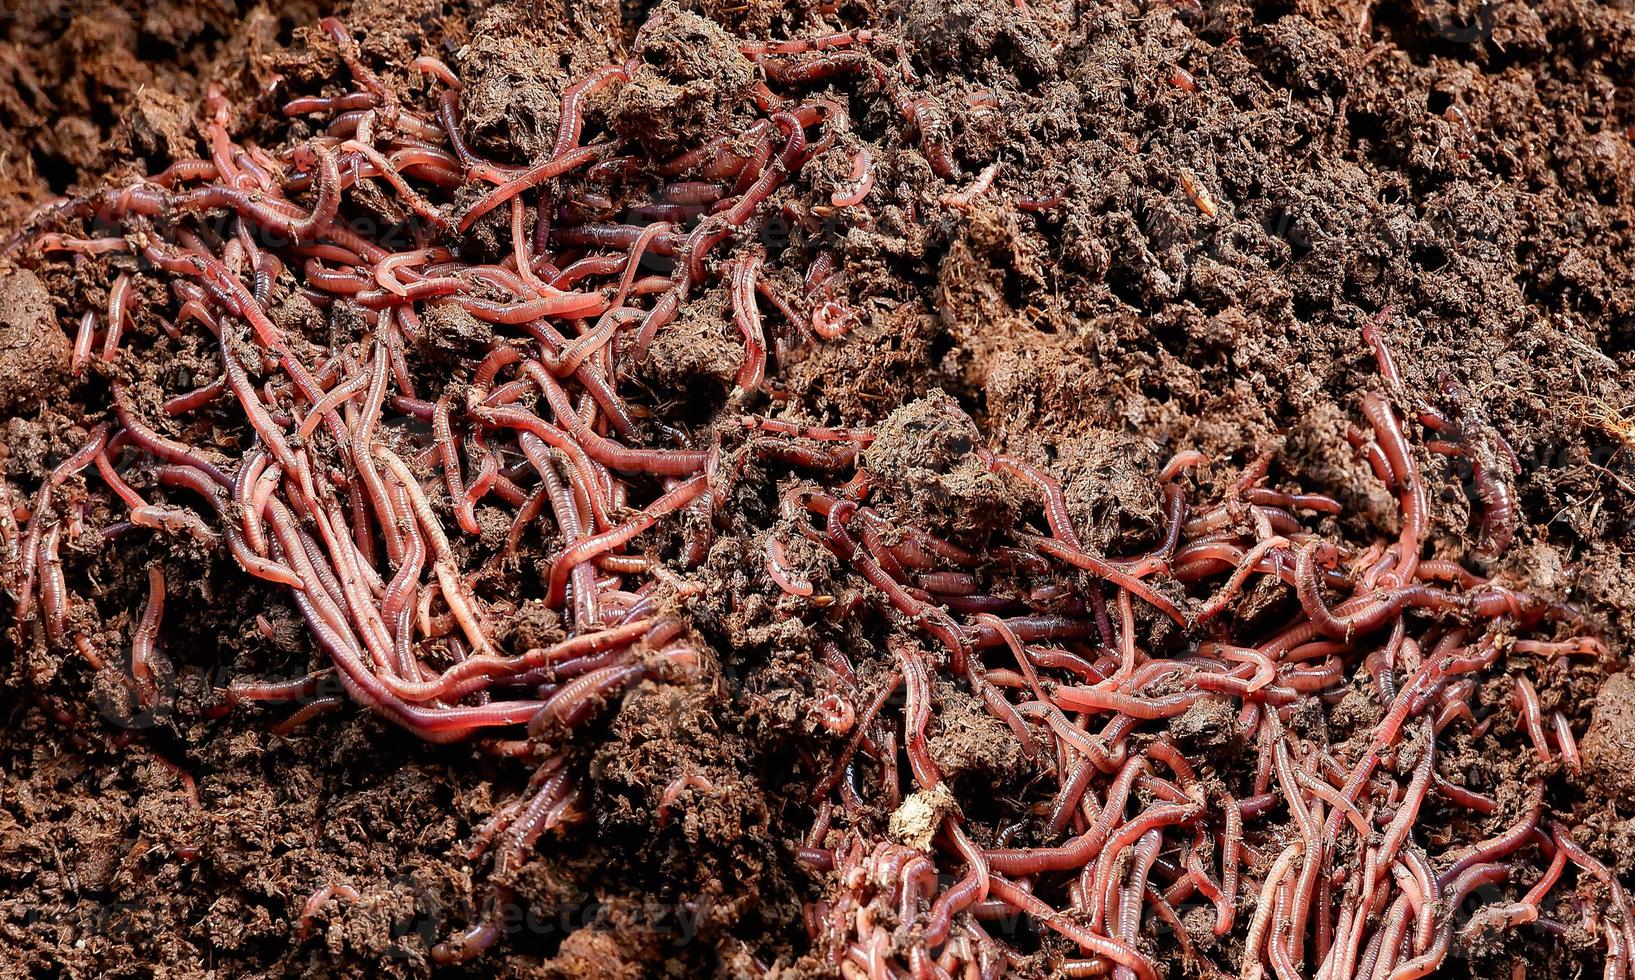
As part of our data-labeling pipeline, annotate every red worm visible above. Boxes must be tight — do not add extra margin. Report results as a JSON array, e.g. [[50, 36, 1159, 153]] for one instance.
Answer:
[[543, 476, 708, 608], [809, 300, 854, 340], [740, 29, 872, 57], [1514, 636, 1607, 658], [38, 524, 69, 646], [410, 55, 461, 89], [295, 882, 361, 939], [1553, 711, 1581, 773], [101, 273, 133, 362], [986, 875, 1158, 980], [70, 311, 98, 375], [433, 395, 479, 536], [1437, 786, 1543, 888], [458, 145, 603, 232], [342, 139, 450, 227], [1361, 392, 1426, 586], [889, 637, 941, 790], [832, 148, 874, 207], [765, 535, 815, 597], [1471, 452, 1517, 557], [942, 162, 1000, 210], [1166, 65, 1199, 91], [656, 773, 714, 827], [813, 692, 854, 733], [730, 251, 768, 391], [130, 567, 167, 708], [521, 362, 707, 476], [175, 144, 341, 244], [550, 64, 629, 160], [1513, 676, 1552, 764]]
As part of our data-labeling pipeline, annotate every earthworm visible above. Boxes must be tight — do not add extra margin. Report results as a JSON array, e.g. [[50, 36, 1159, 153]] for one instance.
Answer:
[[1087, 803, 1200, 931], [271, 696, 344, 734], [432, 395, 478, 536], [342, 139, 450, 227], [543, 476, 708, 608], [832, 148, 874, 207], [522, 362, 707, 476], [175, 144, 341, 244], [813, 692, 855, 733], [760, 50, 869, 87], [1017, 188, 1068, 211], [297, 363, 374, 439], [295, 882, 361, 939], [410, 55, 460, 89], [986, 875, 1157, 980], [1552, 711, 1582, 773], [1514, 636, 1607, 658], [1242, 841, 1303, 980], [765, 535, 814, 597], [1512, 676, 1552, 764], [1361, 393, 1426, 586], [101, 273, 133, 362], [1179, 168, 1216, 217], [807, 300, 853, 340], [1388, 864, 1509, 980], [741, 29, 872, 57], [942, 162, 1000, 209], [70, 311, 98, 375], [656, 773, 714, 827], [130, 567, 166, 708], [730, 251, 768, 391], [458, 145, 603, 232], [1437, 787, 1544, 888], [1167, 65, 1199, 91]]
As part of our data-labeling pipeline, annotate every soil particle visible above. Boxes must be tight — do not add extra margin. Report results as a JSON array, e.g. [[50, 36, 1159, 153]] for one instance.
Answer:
[[1058, 429, 1165, 553], [861, 388, 1021, 540], [273, 291, 328, 341], [926, 678, 1025, 783], [900, 0, 1056, 82], [119, 88, 200, 172], [419, 300, 496, 363], [1167, 694, 1242, 761], [888, 783, 956, 851], [1582, 671, 1635, 807], [0, 269, 68, 414], [641, 285, 740, 395], [548, 928, 648, 979], [778, 302, 943, 424], [456, 0, 625, 162], [609, 4, 756, 156]]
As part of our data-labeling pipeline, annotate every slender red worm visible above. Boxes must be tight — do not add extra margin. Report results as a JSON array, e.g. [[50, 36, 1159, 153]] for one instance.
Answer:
[[729, 251, 768, 391]]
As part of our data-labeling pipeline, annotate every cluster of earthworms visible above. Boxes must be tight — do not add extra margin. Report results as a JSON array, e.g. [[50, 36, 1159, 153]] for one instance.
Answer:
[[0, 14, 1625, 980], [0, 18, 942, 964], [782, 340, 1622, 978]]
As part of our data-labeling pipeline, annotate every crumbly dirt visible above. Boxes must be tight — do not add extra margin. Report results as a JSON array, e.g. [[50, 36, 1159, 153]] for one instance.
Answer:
[[0, 269, 69, 414], [2, 0, 1635, 977]]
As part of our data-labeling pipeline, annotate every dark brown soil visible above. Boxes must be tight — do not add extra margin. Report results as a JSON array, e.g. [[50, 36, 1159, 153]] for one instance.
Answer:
[[3, 0, 1635, 977]]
